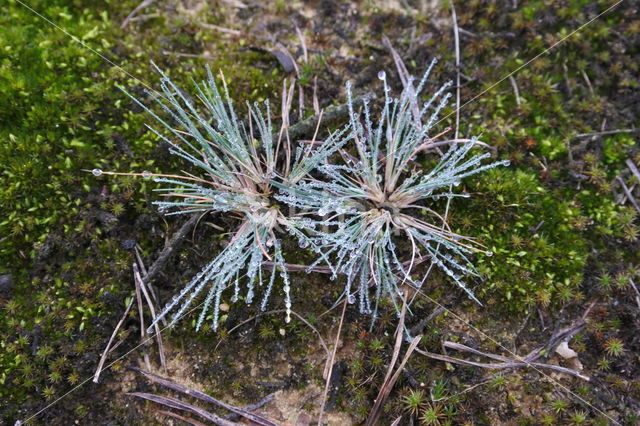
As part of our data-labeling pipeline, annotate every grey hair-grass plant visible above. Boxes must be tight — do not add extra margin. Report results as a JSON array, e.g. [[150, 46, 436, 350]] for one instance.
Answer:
[[99, 63, 351, 332], [95, 59, 507, 333], [276, 59, 509, 322]]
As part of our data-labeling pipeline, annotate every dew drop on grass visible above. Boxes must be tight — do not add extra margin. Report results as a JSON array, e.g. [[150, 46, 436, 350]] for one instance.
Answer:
[[91, 168, 103, 176], [142, 170, 152, 179]]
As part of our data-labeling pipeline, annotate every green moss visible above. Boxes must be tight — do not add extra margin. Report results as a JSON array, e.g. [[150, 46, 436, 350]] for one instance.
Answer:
[[446, 168, 581, 310]]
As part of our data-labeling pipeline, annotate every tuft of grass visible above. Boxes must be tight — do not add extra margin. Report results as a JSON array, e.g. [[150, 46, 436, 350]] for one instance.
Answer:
[[278, 62, 508, 321], [114, 64, 350, 331]]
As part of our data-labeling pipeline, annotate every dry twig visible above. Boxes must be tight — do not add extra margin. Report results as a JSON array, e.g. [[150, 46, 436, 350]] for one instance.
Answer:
[[416, 302, 596, 383], [225, 393, 276, 422], [575, 128, 640, 138], [129, 392, 239, 426], [616, 176, 640, 214], [628, 278, 640, 310], [286, 93, 373, 142], [509, 75, 521, 106], [93, 296, 134, 383], [626, 158, 640, 183], [143, 214, 199, 285], [155, 409, 208, 426], [366, 296, 422, 425], [318, 298, 348, 424], [130, 366, 276, 426], [121, 0, 156, 29], [416, 343, 589, 381], [133, 263, 166, 371]]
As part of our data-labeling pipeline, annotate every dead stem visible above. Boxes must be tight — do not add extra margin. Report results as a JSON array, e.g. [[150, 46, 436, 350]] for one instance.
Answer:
[[317, 298, 348, 424]]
